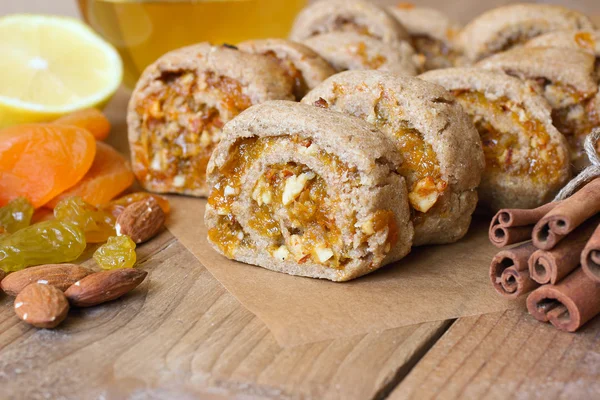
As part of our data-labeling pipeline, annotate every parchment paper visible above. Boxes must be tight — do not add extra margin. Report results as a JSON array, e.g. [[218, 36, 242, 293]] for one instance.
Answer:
[[167, 195, 519, 347]]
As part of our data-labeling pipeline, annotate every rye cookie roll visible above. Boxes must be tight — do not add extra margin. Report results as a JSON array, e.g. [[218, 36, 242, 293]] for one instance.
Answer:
[[205, 101, 413, 282], [237, 39, 336, 100], [302, 71, 484, 245], [477, 46, 600, 170], [387, 4, 464, 70], [303, 32, 419, 76], [127, 43, 294, 197], [421, 68, 571, 211], [458, 4, 595, 62], [290, 0, 409, 45]]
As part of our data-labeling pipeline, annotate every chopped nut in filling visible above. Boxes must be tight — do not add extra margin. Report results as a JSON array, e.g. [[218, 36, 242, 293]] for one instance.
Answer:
[[133, 71, 251, 193], [207, 136, 398, 268], [451, 90, 564, 181]]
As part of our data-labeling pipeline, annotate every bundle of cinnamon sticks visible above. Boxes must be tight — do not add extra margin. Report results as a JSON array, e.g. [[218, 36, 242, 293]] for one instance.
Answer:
[[488, 177, 600, 332]]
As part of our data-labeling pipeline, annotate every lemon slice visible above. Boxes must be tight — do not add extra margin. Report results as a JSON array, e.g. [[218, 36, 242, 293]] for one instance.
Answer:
[[0, 14, 123, 128]]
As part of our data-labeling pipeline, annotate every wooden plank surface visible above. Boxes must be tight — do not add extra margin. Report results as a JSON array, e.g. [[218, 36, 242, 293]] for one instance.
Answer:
[[0, 229, 450, 399], [389, 310, 600, 400]]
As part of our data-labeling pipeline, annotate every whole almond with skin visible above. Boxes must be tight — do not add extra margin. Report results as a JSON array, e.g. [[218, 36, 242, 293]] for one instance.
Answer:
[[64, 269, 148, 307], [1, 264, 92, 296], [116, 197, 165, 243], [14, 283, 69, 329]]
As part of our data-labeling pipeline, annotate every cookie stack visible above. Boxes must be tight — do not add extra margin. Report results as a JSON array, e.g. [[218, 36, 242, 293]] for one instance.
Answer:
[[127, 1, 599, 281]]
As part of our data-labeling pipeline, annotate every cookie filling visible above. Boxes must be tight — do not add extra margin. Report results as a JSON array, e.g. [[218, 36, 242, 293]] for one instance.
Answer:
[[133, 71, 251, 192], [207, 136, 398, 268], [262, 50, 307, 100], [412, 35, 460, 69], [346, 41, 387, 69], [451, 90, 564, 182]]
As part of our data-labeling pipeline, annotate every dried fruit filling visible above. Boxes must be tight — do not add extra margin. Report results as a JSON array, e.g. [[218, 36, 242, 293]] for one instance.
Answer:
[[263, 51, 306, 100], [346, 41, 387, 69], [250, 162, 344, 268], [134, 71, 252, 192], [412, 35, 461, 68], [207, 137, 397, 268], [372, 103, 446, 215], [452, 90, 563, 182]]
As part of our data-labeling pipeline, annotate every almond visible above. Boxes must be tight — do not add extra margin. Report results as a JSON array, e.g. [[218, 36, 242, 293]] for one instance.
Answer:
[[64, 269, 148, 307], [116, 197, 165, 243], [14, 283, 69, 329], [1, 264, 92, 296]]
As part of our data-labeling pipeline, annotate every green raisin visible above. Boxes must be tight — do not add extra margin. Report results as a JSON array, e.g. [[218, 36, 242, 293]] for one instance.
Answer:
[[93, 235, 137, 270], [0, 220, 86, 272], [0, 197, 34, 233], [54, 197, 116, 243]]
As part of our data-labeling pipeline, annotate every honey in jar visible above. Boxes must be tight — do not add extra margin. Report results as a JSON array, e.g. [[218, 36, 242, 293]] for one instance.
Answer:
[[78, 0, 308, 88]]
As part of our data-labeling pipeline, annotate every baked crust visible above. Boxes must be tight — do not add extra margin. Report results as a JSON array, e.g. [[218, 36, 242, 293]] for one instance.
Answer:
[[237, 38, 336, 100], [127, 43, 294, 197], [458, 4, 595, 62], [205, 101, 414, 281], [525, 30, 600, 58], [290, 0, 409, 44], [420, 68, 571, 211], [387, 5, 463, 70], [302, 70, 484, 245], [477, 46, 600, 169], [303, 31, 419, 76]]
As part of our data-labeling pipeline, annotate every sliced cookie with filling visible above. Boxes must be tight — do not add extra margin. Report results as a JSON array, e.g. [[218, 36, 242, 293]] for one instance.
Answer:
[[205, 101, 413, 282], [477, 46, 600, 170], [303, 32, 419, 76], [238, 39, 336, 100], [127, 43, 295, 197], [458, 4, 595, 62], [421, 68, 571, 211], [302, 70, 484, 245], [290, 0, 409, 45], [387, 3, 463, 70]]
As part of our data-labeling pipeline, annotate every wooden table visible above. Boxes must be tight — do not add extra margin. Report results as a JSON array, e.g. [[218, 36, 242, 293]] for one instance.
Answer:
[[2, 1, 600, 399]]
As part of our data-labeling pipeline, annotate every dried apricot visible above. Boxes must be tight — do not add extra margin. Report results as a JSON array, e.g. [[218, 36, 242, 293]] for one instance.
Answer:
[[47, 142, 134, 207], [93, 235, 136, 270], [54, 197, 115, 243], [0, 220, 86, 273], [54, 108, 111, 141], [0, 124, 96, 208], [103, 192, 170, 218], [0, 197, 34, 233]]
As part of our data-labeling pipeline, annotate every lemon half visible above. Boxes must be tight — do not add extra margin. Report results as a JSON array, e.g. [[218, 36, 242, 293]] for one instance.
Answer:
[[0, 14, 123, 128]]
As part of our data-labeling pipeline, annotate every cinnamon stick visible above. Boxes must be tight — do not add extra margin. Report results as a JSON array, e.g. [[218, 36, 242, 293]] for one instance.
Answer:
[[490, 242, 539, 299], [489, 202, 558, 248], [528, 217, 599, 285], [526, 267, 600, 332], [489, 225, 532, 248], [582, 223, 600, 283], [532, 178, 600, 250], [493, 202, 558, 228]]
